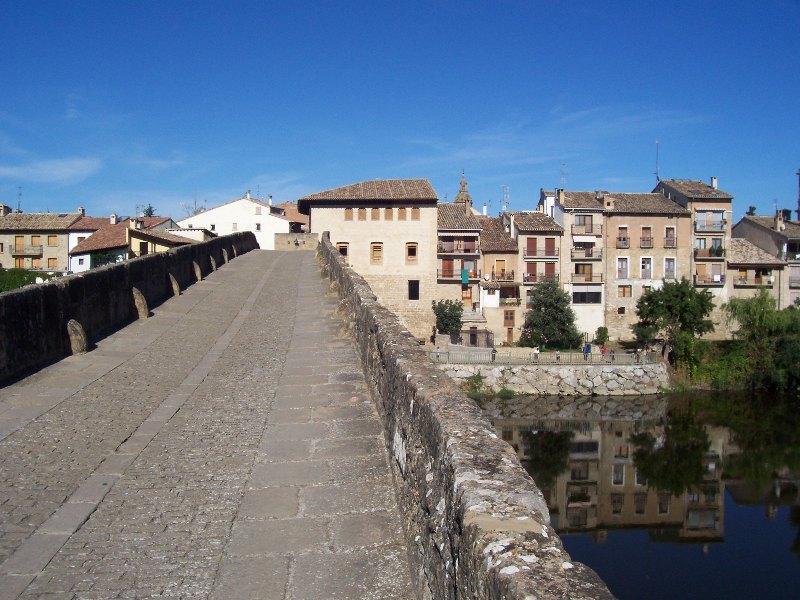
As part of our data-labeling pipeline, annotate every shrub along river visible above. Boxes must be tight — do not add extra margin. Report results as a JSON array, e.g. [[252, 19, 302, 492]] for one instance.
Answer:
[[482, 392, 800, 599]]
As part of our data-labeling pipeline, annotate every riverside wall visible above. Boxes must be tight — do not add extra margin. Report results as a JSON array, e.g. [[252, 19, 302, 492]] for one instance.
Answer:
[[317, 232, 612, 600], [439, 363, 670, 396], [0, 232, 258, 383]]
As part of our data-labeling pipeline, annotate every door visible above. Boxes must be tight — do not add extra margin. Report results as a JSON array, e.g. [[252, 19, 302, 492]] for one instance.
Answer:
[[139, 241, 149, 256], [495, 259, 506, 279], [526, 262, 537, 282], [696, 263, 707, 283], [442, 259, 454, 278]]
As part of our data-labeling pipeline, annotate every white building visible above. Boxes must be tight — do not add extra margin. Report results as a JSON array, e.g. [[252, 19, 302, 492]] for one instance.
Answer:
[[176, 192, 290, 250]]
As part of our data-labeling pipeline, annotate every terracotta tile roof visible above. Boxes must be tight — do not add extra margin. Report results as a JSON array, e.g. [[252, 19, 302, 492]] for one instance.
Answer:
[[603, 193, 689, 215], [657, 179, 733, 200], [69, 216, 116, 231], [0, 211, 81, 231], [138, 229, 196, 245], [69, 219, 190, 255], [477, 216, 518, 253], [508, 211, 563, 233], [276, 201, 309, 225], [727, 238, 784, 266], [742, 216, 800, 239], [543, 190, 605, 210], [298, 179, 437, 213], [437, 203, 481, 230]]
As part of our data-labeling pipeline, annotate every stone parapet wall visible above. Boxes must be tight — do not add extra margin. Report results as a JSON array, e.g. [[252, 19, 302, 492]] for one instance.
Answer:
[[440, 363, 670, 396], [274, 232, 318, 251], [318, 232, 612, 600], [0, 232, 258, 383]]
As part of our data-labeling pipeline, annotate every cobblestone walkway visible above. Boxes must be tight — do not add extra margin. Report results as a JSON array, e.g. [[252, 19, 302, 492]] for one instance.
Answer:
[[0, 250, 412, 599]]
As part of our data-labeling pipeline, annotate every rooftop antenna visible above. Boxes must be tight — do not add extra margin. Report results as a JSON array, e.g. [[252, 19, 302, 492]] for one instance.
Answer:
[[502, 185, 510, 212], [796, 168, 800, 221], [16, 186, 22, 211], [654, 139, 660, 181], [256, 184, 261, 200], [559, 164, 568, 188]]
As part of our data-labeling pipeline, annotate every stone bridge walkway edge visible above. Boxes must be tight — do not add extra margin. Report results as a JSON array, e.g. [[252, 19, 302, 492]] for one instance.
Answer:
[[0, 249, 413, 599]]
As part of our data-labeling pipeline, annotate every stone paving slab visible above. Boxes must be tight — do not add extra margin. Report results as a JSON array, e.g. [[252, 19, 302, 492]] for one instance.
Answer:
[[0, 250, 412, 599]]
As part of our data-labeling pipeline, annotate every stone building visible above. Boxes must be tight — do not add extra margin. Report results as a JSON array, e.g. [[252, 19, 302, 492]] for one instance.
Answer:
[[599, 192, 691, 339], [732, 214, 800, 307], [0, 210, 82, 272], [298, 179, 439, 340]]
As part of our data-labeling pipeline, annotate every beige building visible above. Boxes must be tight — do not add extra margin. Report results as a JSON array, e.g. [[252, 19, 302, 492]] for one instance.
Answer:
[[732, 214, 800, 307], [477, 215, 522, 344], [0, 209, 82, 272], [654, 178, 734, 337], [298, 179, 439, 340], [600, 193, 691, 339]]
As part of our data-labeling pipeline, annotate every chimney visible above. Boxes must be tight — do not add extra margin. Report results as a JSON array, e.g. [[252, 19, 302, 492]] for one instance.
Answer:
[[268, 195, 273, 206], [78, 206, 85, 216], [246, 190, 251, 200], [110, 213, 118, 225], [557, 189, 565, 205], [710, 176, 718, 190], [0, 204, 9, 217], [482, 202, 487, 216], [775, 210, 785, 231]]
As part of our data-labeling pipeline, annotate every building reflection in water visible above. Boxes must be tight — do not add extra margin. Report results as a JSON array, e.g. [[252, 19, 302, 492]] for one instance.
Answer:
[[489, 400, 732, 543]]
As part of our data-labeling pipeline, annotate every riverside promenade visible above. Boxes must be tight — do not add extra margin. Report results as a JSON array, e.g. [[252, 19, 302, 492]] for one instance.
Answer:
[[0, 250, 413, 599]]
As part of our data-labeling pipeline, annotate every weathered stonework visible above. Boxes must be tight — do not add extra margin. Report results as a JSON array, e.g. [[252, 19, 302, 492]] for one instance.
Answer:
[[0, 232, 258, 383], [318, 233, 613, 600], [439, 363, 670, 396]]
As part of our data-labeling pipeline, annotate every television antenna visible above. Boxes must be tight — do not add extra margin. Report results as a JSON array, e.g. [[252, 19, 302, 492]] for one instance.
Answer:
[[501, 185, 510, 212], [560, 164, 568, 188], [654, 139, 660, 181]]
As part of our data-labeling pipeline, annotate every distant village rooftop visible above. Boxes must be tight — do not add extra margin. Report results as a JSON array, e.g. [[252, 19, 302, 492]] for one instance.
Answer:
[[298, 179, 437, 213]]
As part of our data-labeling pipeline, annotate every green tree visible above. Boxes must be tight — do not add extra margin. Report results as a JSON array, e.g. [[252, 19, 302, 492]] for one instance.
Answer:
[[522, 430, 574, 489], [519, 278, 582, 348], [432, 299, 463, 336], [724, 290, 800, 392], [142, 204, 156, 217], [0, 268, 53, 292], [632, 278, 714, 365]]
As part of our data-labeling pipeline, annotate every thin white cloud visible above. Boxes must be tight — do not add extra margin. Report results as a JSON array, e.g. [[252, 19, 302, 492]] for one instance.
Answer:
[[0, 157, 102, 184]]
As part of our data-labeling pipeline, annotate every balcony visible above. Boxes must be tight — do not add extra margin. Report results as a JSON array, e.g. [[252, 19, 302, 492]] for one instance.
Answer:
[[437, 241, 479, 255], [665, 271, 677, 280], [571, 224, 602, 236], [694, 248, 725, 260], [616, 236, 630, 249], [499, 297, 522, 306], [734, 276, 773, 288], [664, 237, 677, 248], [617, 270, 628, 279], [571, 248, 602, 260], [438, 269, 480, 281], [523, 273, 559, 284], [640, 237, 653, 249], [490, 269, 516, 282], [641, 270, 652, 279], [695, 220, 726, 232], [524, 248, 559, 258], [571, 273, 603, 284], [694, 274, 725, 286], [11, 245, 44, 257]]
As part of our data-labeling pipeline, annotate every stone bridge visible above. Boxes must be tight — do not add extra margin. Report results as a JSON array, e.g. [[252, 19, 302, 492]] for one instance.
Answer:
[[0, 236, 611, 599]]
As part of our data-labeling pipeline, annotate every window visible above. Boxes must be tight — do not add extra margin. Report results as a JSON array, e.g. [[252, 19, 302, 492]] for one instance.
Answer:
[[611, 494, 624, 515], [572, 290, 602, 304], [411, 207, 420, 220], [344, 208, 353, 221], [371, 208, 380, 220], [384, 208, 393, 220], [658, 493, 671, 515], [617, 257, 628, 279], [665, 226, 676, 247], [406, 242, 418, 263], [502, 429, 513, 442], [47, 258, 57, 269], [255, 223, 261, 231], [617, 226, 629, 248], [664, 257, 676, 279], [78, 258, 84, 265], [31, 235, 41, 246], [641, 257, 652, 279], [612, 463, 624, 485], [77, 236, 86, 243], [336, 243, 349, 264], [255, 206, 262, 215], [15, 258, 24, 268], [640, 226, 653, 248], [398, 207, 407, 220], [408, 280, 420, 300], [634, 493, 647, 515], [48, 235, 57, 246], [370, 242, 383, 263], [570, 462, 589, 480], [635, 469, 646, 486], [618, 285, 632, 298], [504, 310, 515, 327], [642, 285, 651, 294], [232, 222, 238, 231], [31, 257, 41, 269], [617, 307, 625, 315], [0, 243, 3, 252], [614, 444, 629, 458], [358, 208, 367, 221]]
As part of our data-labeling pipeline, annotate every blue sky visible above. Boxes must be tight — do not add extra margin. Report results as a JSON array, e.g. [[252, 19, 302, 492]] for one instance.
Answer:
[[1, 1, 798, 222]]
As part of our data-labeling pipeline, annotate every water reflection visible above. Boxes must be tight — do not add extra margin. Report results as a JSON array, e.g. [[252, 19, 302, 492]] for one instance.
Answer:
[[483, 393, 800, 598]]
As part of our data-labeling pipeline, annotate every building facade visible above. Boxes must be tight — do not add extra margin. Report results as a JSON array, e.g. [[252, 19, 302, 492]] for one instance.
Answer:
[[0, 210, 82, 272]]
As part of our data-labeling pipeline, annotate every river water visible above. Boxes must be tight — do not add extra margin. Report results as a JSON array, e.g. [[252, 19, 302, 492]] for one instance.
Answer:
[[482, 393, 800, 599]]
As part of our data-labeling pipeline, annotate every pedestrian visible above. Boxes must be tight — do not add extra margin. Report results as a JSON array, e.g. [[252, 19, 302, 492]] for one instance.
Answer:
[[532, 346, 540, 362], [610, 349, 615, 362], [491, 347, 497, 363], [583, 342, 590, 361], [555, 349, 561, 363], [600, 344, 608, 360], [435, 346, 441, 362]]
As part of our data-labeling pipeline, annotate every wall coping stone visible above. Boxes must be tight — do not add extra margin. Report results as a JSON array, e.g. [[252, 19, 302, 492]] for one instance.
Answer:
[[318, 232, 613, 599]]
